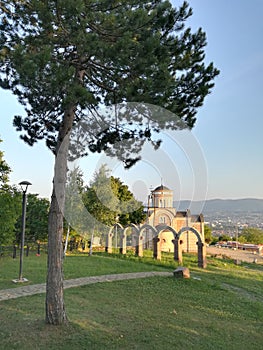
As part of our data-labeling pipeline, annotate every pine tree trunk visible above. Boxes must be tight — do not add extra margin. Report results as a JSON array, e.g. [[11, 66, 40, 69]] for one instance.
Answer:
[[45, 106, 75, 325], [45, 188, 67, 324]]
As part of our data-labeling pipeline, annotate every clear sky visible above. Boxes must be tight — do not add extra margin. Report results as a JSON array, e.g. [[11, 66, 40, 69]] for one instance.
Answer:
[[1, 0, 263, 202]]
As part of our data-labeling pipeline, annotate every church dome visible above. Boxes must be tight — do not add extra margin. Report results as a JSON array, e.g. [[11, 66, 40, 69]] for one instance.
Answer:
[[153, 185, 171, 192], [151, 184, 173, 208]]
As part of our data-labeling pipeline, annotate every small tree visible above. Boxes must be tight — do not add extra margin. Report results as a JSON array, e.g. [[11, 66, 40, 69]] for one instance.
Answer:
[[82, 165, 118, 228], [239, 227, 263, 245], [23, 194, 50, 243], [218, 234, 231, 242], [82, 166, 146, 228], [64, 167, 87, 232], [0, 138, 21, 245], [204, 224, 212, 244], [110, 176, 146, 226], [0, 187, 21, 245], [0, 138, 11, 187]]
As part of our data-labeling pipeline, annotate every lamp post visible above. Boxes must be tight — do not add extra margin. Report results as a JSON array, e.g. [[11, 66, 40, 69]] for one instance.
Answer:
[[13, 181, 32, 283]]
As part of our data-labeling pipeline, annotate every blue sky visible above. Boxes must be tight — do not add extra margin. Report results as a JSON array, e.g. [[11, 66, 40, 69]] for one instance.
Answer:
[[1, 0, 263, 202], [179, 0, 263, 200]]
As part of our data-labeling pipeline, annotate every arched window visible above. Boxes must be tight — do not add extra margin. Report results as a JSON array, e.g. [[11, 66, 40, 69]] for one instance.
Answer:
[[159, 216, 166, 223]]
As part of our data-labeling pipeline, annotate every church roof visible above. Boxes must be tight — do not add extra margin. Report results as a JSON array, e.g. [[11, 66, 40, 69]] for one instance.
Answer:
[[153, 185, 171, 192]]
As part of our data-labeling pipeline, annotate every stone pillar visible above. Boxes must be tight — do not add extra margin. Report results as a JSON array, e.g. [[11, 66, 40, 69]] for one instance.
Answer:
[[119, 232, 126, 255], [173, 237, 183, 264], [135, 234, 144, 257], [197, 241, 207, 268], [135, 234, 139, 256], [105, 233, 113, 254], [153, 236, 161, 260]]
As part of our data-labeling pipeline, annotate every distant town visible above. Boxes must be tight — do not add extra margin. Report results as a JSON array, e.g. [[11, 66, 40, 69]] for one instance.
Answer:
[[175, 198, 263, 238], [204, 211, 263, 238]]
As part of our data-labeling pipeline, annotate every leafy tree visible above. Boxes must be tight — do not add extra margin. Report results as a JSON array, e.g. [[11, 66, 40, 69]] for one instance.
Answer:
[[82, 166, 146, 228], [64, 166, 91, 251], [0, 187, 21, 245], [110, 176, 146, 225], [204, 224, 212, 244], [66, 165, 145, 247], [218, 234, 231, 242], [0, 138, 11, 187], [237, 235, 246, 244], [64, 166, 86, 231], [23, 194, 50, 242], [1, 139, 49, 246], [0, 1, 219, 324], [239, 227, 263, 245], [82, 165, 119, 228], [0, 138, 21, 245]]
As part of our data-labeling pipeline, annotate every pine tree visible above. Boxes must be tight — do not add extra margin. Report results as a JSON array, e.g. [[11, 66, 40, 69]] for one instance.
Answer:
[[0, 1, 219, 324]]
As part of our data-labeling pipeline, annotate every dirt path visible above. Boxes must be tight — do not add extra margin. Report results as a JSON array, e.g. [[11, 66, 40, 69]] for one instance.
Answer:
[[207, 246, 263, 264]]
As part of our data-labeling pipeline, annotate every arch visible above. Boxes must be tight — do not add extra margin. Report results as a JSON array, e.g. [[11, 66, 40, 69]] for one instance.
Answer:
[[109, 223, 124, 235], [135, 224, 156, 257], [177, 226, 206, 268], [156, 224, 178, 239], [139, 224, 158, 236], [106, 223, 124, 254], [155, 225, 178, 258], [155, 209, 175, 224], [122, 224, 140, 255], [123, 223, 139, 235], [177, 226, 202, 243]]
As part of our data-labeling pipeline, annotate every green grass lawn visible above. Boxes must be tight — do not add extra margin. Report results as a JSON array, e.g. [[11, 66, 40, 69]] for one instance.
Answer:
[[0, 250, 170, 290], [0, 251, 263, 349]]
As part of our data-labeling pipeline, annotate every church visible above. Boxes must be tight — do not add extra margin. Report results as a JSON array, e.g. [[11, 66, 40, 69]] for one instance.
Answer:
[[145, 185, 204, 253]]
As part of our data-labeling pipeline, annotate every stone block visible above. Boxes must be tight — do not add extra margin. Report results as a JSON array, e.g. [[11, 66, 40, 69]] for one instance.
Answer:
[[234, 259, 241, 265], [173, 267, 190, 279]]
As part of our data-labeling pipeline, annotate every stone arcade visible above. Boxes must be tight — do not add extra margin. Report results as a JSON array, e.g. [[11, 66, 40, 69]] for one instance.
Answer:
[[105, 185, 207, 268]]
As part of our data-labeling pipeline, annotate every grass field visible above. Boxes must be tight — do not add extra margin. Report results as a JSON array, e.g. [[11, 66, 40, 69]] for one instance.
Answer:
[[0, 250, 170, 290], [0, 251, 263, 349]]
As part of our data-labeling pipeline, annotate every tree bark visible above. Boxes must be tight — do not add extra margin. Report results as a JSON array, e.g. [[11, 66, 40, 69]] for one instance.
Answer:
[[45, 106, 75, 325]]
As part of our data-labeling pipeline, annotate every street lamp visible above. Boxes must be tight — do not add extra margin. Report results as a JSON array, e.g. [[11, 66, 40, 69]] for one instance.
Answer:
[[13, 181, 32, 283]]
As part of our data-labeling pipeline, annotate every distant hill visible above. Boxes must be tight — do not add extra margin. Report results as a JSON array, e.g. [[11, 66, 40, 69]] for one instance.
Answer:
[[174, 198, 263, 214]]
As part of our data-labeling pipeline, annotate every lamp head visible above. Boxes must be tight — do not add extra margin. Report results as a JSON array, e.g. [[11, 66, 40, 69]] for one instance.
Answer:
[[19, 181, 32, 193]]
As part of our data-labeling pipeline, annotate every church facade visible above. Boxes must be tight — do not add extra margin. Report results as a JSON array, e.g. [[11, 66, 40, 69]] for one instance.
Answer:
[[146, 185, 204, 253]]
